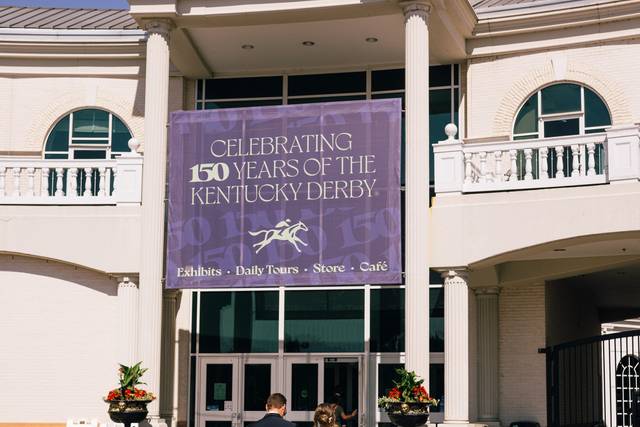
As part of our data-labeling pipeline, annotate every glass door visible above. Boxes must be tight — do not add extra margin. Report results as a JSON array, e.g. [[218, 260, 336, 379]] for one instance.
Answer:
[[240, 357, 278, 427], [198, 357, 240, 427], [323, 357, 363, 427], [285, 356, 324, 427]]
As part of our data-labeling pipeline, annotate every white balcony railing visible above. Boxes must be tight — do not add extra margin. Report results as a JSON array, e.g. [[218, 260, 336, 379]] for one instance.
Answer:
[[0, 143, 142, 206], [434, 124, 640, 195]]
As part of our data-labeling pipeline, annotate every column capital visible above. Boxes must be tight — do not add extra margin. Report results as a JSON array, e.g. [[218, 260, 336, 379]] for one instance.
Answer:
[[441, 268, 469, 282], [115, 275, 139, 287], [399, 1, 433, 19], [163, 289, 181, 302], [474, 286, 501, 296], [142, 18, 175, 36]]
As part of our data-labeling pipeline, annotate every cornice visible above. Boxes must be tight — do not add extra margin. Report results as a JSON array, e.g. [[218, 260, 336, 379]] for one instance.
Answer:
[[473, 0, 640, 38]]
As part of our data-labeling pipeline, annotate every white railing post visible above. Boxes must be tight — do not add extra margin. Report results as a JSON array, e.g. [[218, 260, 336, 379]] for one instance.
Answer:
[[26, 167, 35, 196], [12, 167, 20, 197], [509, 150, 518, 181], [83, 167, 92, 197], [554, 146, 564, 179], [540, 147, 549, 180], [68, 168, 78, 197], [494, 151, 503, 182], [571, 145, 579, 177], [479, 151, 488, 183], [524, 149, 533, 181], [586, 143, 596, 177], [113, 138, 144, 205], [464, 152, 473, 184], [41, 168, 50, 197], [54, 167, 64, 196], [0, 166, 6, 197], [606, 125, 640, 183], [98, 167, 107, 197]]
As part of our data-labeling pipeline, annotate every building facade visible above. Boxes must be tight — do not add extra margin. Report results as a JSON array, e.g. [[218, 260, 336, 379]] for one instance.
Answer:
[[1, 1, 640, 427]]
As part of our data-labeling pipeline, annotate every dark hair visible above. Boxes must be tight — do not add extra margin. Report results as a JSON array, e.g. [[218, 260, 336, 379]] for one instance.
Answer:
[[314, 403, 337, 427], [330, 392, 342, 405], [266, 393, 287, 409]]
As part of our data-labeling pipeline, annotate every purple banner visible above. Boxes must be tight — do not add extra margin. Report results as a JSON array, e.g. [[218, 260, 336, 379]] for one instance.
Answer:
[[166, 99, 401, 288]]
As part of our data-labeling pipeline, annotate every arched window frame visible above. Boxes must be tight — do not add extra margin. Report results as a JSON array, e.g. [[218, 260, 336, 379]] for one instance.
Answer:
[[616, 354, 640, 427], [512, 82, 612, 140], [43, 108, 133, 160]]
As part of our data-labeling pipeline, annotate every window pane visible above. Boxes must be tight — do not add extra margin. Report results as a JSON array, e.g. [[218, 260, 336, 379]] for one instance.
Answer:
[[430, 89, 453, 182], [112, 116, 132, 152], [288, 95, 365, 105], [544, 118, 580, 138], [204, 99, 282, 109], [73, 150, 107, 159], [430, 288, 444, 353], [72, 109, 109, 138], [46, 116, 69, 152], [372, 69, 404, 92], [541, 84, 580, 114], [584, 88, 611, 128], [291, 364, 318, 411], [514, 93, 538, 135], [197, 79, 204, 100], [454, 64, 460, 86], [372, 92, 405, 110], [430, 65, 451, 87], [285, 290, 364, 352], [204, 76, 282, 99], [378, 363, 403, 398], [44, 153, 67, 159], [429, 364, 444, 412], [199, 291, 279, 353], [371, 289, 404, 353], [244, 364, 271, 411], [288, 72, 366, 96], [205, 364, 233, 411]]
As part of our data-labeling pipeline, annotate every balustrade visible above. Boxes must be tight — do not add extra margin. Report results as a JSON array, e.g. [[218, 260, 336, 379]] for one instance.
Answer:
[[0, 156, 143, 205], [431, 123, 637, 195]]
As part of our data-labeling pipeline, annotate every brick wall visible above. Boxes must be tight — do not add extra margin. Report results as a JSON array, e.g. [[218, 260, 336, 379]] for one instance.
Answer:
[[499, 283, 547, 426]]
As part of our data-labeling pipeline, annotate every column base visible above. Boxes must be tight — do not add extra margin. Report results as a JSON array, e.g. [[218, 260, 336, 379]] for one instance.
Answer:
[[140, 418, 168, 427]]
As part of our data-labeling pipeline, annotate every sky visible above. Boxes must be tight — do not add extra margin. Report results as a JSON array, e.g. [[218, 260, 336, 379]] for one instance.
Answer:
[[0, 0, 128, 8]]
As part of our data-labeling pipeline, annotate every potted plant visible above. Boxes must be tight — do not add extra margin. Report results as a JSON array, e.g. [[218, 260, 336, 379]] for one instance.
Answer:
[[377, 368, 438, 427], [104, 362, 156, 427]]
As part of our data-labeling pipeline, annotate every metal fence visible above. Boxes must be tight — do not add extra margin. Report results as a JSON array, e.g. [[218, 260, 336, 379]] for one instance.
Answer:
[[544, 330, 640, 427]]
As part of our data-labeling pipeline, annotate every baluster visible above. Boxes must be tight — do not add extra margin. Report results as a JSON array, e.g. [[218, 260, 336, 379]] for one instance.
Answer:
[[555, 146, 565, 179], [111, 167, 118, 196], [571, 145, 580, 177], [41, 168, 50, 196], [464, 153, 473, 184], [12, 167, 21, 197], [479, 152, 488, 183], [98, 167, 107, 197], [509, 150, 518, 181], [494, 151, 503, 182], [524, 149, 533, 181], [587, 143, 596, 176], [83, 167, 93, 196], [579, 145, 585, 176], [67, 168, 78, 197], [54, 168, 64, 196], [26, 167, 35, 196], [0, 167, 5, 197], [540, 147, 549, 179]]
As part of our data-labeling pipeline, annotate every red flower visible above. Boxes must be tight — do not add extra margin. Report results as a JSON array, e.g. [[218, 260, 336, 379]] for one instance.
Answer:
[[388, 387, 401, 399]]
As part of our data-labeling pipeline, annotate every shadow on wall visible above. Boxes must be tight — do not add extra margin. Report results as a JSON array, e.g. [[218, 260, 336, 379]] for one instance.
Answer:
[[0, 252, 117, 296]]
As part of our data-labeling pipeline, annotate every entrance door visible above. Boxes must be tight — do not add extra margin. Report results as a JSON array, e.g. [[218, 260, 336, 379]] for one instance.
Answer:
[[285, 356, 363, 427], [198, 356, 277, 427]]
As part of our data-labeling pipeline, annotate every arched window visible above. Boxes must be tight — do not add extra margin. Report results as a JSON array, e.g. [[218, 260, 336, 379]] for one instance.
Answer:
[[513, 83, 611, 140], [44, 108, 132, 159], [616, 354, 640, 427]]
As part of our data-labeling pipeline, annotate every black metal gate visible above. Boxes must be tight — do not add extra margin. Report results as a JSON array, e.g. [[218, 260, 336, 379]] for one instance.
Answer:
[[544, 330, 640, 427]]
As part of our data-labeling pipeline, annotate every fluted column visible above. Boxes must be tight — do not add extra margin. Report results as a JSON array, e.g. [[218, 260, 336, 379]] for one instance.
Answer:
[[475, 287, 500, 422], [139, 18, 173, 422], [160, 291, 180, 423], [401, 0, 432, 383], [444, 269, 469, 424], [117, 276, 139, 365]]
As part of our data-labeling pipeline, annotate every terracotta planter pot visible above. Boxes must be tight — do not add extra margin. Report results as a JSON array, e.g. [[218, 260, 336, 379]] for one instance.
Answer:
[[384, 402, 431, 427], [105, 399, 152, 427]]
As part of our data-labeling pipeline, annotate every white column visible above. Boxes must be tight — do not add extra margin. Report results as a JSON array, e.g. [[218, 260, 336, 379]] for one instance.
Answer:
[[117, 276, 139, 365], [160, 291, 180, 424], [443, 269, 469, 424], [475, 287, 500, 423], [401, 0, 432, 383], [139, 18, 173, 423]]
